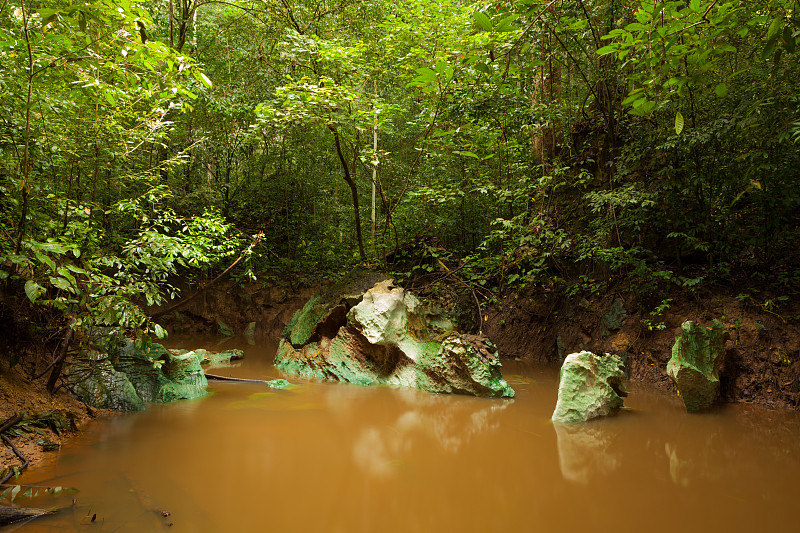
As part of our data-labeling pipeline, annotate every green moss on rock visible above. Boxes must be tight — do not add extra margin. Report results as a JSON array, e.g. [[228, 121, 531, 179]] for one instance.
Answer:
[[276, 278, 514, 398], [667, 320, 727, 413], [70, 336, 209, 411], [552, 351, 627, 423]]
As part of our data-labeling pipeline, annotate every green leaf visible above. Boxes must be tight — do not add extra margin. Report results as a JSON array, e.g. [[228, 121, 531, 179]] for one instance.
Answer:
[[597, 45, 617, 56], [629, 99, 656, 116], [474, 11, 492, 32], [453, 150, 480, 159], [199, 72, 212, 88], [783, 27, 796, 53], [35, 252, 56, 272], [10, 485, 20, 502], [689, 0, 701, 12], [625, 22, 649, 32], [24, 280, 45, 303], [714, 83, 728, 97], [104, 91, 116, 106], [621, 91, 644, 107], [475, 62, 492, 75], [766, 17, 783, 42], [49, 276, 73, 292], [675, 111, 684, 134], [153, 323, 168, 339], [495, 14, 518, 32], [761, 37, 777, 60]]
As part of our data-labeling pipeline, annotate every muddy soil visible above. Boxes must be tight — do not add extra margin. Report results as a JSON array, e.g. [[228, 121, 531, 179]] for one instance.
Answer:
[[0, 365, 108, 475], [485, 285, 800, 410], [150, 280, 322, 339]]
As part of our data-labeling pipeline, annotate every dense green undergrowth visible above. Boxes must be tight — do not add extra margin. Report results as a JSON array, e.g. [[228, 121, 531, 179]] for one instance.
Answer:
[[1, 1, 798, 389]]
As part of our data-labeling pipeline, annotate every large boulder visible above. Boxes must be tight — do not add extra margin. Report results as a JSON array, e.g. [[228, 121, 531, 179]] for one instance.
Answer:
[[552, 351, 627, 423], [275, 279, 514, 398], [666, 320, 727, 413], [69, 336, 210, 411]]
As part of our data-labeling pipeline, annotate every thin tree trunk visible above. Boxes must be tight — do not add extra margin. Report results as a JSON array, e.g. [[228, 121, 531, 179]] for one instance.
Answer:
[[329, 125, 365, 261], [15, 0, 34, 254]]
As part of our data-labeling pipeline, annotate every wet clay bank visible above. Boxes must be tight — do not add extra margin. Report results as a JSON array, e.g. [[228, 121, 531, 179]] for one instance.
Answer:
[[156, 279, 800, 410], [484, 287, 800, 410]]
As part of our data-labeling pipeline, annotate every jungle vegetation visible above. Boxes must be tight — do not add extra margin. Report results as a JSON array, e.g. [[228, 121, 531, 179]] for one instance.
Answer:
[[1, 0, 798, 382]]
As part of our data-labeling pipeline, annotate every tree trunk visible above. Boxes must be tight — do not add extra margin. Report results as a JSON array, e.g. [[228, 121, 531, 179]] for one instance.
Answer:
[[329, 125, 365, 261]]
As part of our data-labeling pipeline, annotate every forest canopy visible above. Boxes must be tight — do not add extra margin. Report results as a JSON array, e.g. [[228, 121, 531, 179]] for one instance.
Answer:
[[1, 0, 798, 347]]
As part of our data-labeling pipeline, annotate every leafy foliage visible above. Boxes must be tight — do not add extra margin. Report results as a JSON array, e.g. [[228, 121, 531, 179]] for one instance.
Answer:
[[1, 0, 799, 370]]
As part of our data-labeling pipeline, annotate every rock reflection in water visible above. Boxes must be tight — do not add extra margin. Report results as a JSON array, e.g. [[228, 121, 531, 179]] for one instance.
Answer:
[[349, 387, 511, 478], [553, 421, 621, 484]]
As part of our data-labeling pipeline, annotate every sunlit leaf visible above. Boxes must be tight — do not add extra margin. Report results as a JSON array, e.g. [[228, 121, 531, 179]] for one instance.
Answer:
[[474, 11, 492, 32], [24, 280, 45, 303], [675, 111, 684, 135]]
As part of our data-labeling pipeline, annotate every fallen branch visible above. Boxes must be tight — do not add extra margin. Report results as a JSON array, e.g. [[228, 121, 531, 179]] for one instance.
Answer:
[[0, 413, 23, 435], [0, 506, 53, 527], [0, 434, 29, 485], [204, 372, 274, 384], [151, 232, 263, 320]]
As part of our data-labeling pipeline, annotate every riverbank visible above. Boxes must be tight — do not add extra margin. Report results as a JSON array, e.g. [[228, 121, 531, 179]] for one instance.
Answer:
[[0, 364, 111, 476], [485, 283, 800, 409], [2, 276, 798, 478]]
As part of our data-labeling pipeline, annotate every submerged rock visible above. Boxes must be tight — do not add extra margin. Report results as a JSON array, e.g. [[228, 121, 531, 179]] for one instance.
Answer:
[[266, 379, 293, 389], [70, 336, 209, 411], [552, 351, 627, 423], [667, 320, 727, 413], [275, 279, 514, 398], [171, 348, 244, 366]]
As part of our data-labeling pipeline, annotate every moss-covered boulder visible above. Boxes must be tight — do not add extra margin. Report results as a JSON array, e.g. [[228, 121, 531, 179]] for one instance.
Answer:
[[69, 337, 209, 411], [667, 320, 727, 413], [71, 357, 146, 411], [552, 351, 627, 423], [275, 279, 514, 398]]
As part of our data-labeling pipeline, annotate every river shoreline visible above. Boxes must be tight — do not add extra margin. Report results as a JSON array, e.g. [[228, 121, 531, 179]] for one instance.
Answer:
[[2, 278, 798, 482]]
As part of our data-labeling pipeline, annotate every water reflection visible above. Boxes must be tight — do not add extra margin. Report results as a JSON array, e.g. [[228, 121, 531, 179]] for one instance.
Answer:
[[15, 343, 800, 533], [553, 422, 621, 484], [342, 387, 511, 478]]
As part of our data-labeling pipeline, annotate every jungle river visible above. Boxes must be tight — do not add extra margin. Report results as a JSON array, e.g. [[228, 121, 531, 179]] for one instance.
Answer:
[[13, 335, 800, 532]]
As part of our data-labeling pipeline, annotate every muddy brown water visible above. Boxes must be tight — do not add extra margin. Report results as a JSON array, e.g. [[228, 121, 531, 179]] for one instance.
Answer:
[[12, 336, 800, 532]]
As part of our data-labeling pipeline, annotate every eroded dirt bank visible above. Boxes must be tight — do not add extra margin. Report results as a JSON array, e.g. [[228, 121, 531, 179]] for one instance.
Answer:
[[2, 278, 798, 475], [152, 278, 800, 409], [485, 286, 800, 410]]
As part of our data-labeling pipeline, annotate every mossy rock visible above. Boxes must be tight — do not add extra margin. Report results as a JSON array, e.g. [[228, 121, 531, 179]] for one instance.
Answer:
[[277, 278, 514, 398], [70, 336, 208, 411], [552, 351, 627, 423], [667, 320, 726, 413]]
